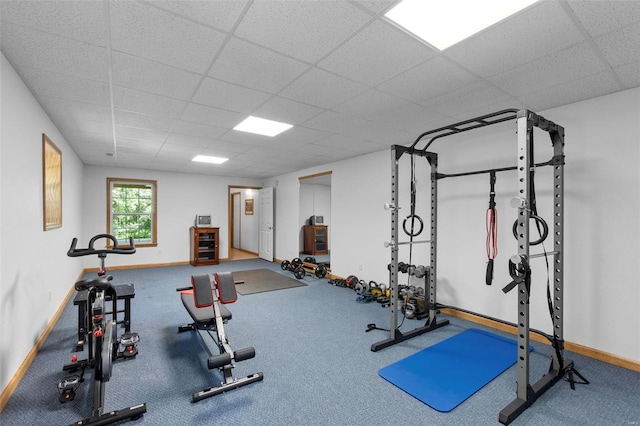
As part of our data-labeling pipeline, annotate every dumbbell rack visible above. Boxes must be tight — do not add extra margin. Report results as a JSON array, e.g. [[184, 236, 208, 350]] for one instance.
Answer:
[[371, 264, 448, 352]]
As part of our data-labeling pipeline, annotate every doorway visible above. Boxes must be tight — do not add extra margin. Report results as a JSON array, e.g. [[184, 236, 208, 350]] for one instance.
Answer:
[[298, 171, 331, 265], [228, 185, 261, 261]]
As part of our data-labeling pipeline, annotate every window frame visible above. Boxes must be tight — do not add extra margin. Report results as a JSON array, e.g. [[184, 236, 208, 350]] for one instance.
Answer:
[[106, 177, 157, 248]]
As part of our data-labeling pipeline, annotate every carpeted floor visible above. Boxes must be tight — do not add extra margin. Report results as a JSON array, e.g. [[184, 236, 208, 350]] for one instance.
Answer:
[[1, 258, 639, 425]]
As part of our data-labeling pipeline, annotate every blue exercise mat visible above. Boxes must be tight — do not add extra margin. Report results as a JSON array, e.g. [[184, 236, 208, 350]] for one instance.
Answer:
[[378, 328, 531, 412]]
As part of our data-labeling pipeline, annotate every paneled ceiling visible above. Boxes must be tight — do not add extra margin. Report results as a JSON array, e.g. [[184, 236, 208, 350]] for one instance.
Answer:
[[1, 1, 638, 179]]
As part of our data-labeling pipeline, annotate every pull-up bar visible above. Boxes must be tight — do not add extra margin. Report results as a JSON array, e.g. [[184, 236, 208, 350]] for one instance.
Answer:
[[410, 109, 518, 151]]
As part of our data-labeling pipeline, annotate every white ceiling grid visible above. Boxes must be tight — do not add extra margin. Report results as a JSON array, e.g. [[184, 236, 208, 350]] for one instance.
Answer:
[[0, 0, 638, 179]]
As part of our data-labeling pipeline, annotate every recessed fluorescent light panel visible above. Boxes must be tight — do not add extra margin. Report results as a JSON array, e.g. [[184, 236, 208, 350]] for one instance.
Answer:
[[192, 155, 228, 164], [385, 0, 538, 51], [233, 116, 293, 137]]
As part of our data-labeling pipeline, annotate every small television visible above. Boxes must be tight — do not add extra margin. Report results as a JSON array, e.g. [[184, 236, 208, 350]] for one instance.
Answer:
[[195, 215, 212, 227], [309, 215, 324, 225]]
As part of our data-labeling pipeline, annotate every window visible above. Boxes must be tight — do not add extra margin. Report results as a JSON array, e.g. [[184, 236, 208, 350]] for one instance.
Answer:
[[107, 178, 157, 247]]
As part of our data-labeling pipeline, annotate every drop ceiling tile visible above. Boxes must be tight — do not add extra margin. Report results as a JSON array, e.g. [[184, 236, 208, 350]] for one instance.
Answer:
[[517, 71, 621, 111], [352, 1, 397, 15], [312, 134, 387, 156], [115, 126, 168, 144], [16, 66, 111, 106], [302, 109, 403, 144], [151, 0, 249, 32], [113, 86, 187, 119], [234, 0, 372, 63], [488, 42, 608, 96], [154, 149, 196, 161], [594, 21, 640, 68], [218, 128, 273, 146], [421, 81, 513, 118], [37, 96, 112, 123], [116, 138, 164, 151], [279, 68, 369, 109], [318, 20, 437, 86], [72, 119, 114, 136], [65, 130, 113, 147], [112, 52, 202, 100], [109, 1, 225, 74], [164, 133, 215, 149], [158, 142, 203, 154], [252, 96, 325, 125], [614, 62, 640, 89], [181, 103, 245, 128], [203, 140, 253, 154], [191, 77, 272, 114], [333, 88, 425, 127], [170, 120, 228, 139], [0, 0, 106, 46], [297, 142, 354, 160], [273, 126, 331, 144], [209, 37, 310, 94], [114, 110, 178, 132], [567, 0, 640, 38], [377, 56, 478, 104], [444, 0, 584, 77], [0, 23, 108, 82]]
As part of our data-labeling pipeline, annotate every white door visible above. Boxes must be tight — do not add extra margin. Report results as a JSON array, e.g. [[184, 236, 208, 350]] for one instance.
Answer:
[[258, 187, 274, 261]]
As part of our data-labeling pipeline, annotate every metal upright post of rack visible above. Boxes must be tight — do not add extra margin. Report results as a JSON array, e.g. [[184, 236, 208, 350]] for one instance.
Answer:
[[371, 146, 449, 352], [498, 110, 573, 425]]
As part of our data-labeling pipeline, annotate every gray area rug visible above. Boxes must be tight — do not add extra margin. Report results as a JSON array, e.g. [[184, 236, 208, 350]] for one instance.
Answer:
[[233, 268, 307, 295]]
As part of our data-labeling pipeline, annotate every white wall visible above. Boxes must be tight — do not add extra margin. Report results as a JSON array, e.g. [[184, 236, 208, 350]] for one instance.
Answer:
[[82, 166, 260, 267], [267, 87, 640, 363], [0, 53, 85, 394]]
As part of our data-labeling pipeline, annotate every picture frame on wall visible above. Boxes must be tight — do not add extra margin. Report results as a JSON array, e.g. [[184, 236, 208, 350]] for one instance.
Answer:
[[43, 133, 62, 231], [245, 198, 254, 215]]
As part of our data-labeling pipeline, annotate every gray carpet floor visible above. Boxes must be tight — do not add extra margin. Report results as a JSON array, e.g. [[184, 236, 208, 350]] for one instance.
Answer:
[[1, 258, 639, 425]]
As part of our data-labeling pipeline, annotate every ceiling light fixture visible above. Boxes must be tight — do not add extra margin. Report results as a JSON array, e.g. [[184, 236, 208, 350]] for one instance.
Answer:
[[192, 155, 228, 164], [385, 0, 538, 51], [233, 116, 293, 137]]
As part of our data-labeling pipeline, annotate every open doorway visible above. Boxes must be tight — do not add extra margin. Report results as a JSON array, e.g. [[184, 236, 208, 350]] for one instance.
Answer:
[[228, 185, 261, 261], [298, 172, 331, 266]]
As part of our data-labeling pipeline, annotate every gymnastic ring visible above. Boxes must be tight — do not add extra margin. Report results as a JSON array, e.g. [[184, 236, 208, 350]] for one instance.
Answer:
[[512, 214, 549, 246], [402, 214, 424, 237]]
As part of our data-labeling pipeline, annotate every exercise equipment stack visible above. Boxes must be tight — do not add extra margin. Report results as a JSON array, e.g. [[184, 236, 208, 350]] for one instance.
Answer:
[[281, 257, 328, 279], [372, 109, 585, 425], [59, 234, 146, 426]]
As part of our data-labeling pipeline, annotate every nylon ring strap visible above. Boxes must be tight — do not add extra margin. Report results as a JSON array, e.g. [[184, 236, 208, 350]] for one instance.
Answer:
[[485, 171, 498, 285]]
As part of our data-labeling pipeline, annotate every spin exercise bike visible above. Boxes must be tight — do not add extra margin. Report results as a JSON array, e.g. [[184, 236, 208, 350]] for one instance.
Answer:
[[58, 234, 147, 425]]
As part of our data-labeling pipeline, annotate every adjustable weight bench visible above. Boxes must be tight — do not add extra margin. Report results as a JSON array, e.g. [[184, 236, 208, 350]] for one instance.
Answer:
[[178, 272, 263, 402]]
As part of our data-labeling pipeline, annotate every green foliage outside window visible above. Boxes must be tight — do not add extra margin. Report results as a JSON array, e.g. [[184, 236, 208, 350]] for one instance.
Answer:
[[108, 180, 156, 245]]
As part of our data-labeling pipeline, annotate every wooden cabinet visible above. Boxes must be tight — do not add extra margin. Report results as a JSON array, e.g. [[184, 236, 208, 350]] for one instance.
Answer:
[[303, 225, 328, 255], [190, 227, 219, 266]]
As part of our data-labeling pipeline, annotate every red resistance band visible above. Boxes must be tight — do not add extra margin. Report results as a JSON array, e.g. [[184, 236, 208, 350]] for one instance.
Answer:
[[485, 171, 498, 285]]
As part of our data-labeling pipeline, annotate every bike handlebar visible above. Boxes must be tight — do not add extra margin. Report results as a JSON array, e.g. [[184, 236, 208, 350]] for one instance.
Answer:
[[67, 234, 136, 257]]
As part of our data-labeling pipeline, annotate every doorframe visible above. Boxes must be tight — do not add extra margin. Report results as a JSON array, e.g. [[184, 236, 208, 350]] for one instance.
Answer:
[[228, 185, 262, 255], [230, 191, 241, 249], [298, 171, 332, 255]]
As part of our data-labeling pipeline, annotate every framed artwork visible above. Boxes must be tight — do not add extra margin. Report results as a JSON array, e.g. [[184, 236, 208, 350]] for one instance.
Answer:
[[43, 134, 62, 230], [245, 198, 254, 215]]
